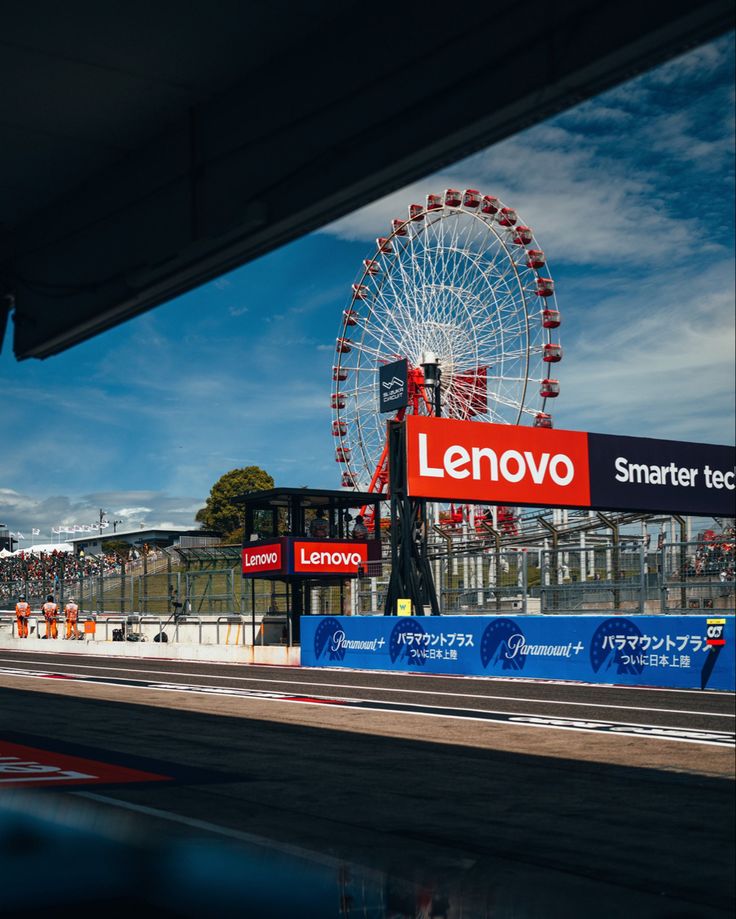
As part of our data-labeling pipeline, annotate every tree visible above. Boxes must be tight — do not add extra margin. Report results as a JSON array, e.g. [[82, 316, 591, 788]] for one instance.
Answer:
[[196, 466, 274, 541]]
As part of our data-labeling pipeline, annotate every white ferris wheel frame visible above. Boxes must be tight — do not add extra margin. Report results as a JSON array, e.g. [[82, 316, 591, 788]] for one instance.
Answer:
[[331, 194, 562, 491]]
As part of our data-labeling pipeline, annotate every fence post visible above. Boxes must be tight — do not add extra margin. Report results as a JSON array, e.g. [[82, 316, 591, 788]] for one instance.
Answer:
[[434, 556, 442, 611], [521, 549, 528, 614], [596, 512, 620, 609], [639, 541, 646, 613], [539, 519, 559, 610], [142, 552, 148, 614], [673, 515, 688, 611], [579, 532, 586, 582], [167, 553, 173, 616], [659, 543, 667, 613]]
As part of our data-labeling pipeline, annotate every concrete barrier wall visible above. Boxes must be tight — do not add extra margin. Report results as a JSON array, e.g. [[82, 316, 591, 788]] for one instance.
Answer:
[[0, 614, 299, 665], [0, 635, 300, 666]]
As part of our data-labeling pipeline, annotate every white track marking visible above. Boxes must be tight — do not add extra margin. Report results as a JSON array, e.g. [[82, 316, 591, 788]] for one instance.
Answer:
[[309, 664, 735, 697], [0, 658, 731, 720], [0, 666, 733, 747], [74, 792, 474, 873], [144, 682, 736, 737], [73, 792, 347, 869]]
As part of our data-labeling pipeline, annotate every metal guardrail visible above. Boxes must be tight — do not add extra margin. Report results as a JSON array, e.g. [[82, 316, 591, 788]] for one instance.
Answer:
[[0, 613, 262, 646], [215, 615, 246, 646]]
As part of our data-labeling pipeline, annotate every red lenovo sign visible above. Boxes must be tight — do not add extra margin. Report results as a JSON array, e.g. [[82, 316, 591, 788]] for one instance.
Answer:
[[242, 542, 283, 574], [407, 415, 591, 506], [405, 416, 735, 516], [293, 540, 368, 575]]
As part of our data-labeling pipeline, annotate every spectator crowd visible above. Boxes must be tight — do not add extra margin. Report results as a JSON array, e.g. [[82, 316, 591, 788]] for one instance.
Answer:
[[689, 526, 735, 581], [0, 549, 123, 606]]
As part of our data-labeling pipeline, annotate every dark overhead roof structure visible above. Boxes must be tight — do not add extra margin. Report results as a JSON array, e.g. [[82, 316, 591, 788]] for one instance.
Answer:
[[233, 487, 380, 512], [1, 1, 733, 360]]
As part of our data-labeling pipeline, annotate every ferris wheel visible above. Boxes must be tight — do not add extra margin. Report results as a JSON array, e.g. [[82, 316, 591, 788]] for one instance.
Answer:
[[330, 188, 563, 494]]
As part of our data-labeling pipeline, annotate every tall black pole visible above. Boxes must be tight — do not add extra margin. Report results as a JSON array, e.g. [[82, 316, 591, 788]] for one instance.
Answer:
[[383, 420, 440, 616]]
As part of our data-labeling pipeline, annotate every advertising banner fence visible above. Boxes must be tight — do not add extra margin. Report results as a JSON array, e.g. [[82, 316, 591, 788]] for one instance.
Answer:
[[406, 416, 736, 517], [301, 614, 735, 691]]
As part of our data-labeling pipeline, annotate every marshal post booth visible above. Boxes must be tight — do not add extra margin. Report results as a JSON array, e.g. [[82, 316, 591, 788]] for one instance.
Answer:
[[236, 488, 383, 643]]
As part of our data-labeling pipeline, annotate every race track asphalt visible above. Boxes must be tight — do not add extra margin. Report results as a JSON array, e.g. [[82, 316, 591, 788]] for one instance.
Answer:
[[0, 647, 734, 918]]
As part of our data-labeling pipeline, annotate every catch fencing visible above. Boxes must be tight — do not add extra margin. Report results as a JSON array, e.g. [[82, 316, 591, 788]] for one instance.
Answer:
[[1, 540, 733, 619], [353, 541, 734, 615]]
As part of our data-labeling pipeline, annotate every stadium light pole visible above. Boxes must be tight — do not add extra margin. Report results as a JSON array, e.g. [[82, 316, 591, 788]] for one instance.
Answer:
[[421, 351, 442, 417]]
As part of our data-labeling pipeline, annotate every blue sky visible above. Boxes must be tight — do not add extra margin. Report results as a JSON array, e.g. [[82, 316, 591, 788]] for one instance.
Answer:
[[1, 33, 734, 540]]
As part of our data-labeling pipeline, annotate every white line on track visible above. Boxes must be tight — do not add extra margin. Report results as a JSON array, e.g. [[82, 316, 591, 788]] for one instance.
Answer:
[[0, 657, 731, 720], [1, 648, 728, 696], [73, 792, 348, 870], [105, 681, 736, 747], [1, 666, 733, 747], [309, 665, 736, 697], [0, 648, 733, 696], [73, 792, 474, 874], [145, 681, 736, 737]]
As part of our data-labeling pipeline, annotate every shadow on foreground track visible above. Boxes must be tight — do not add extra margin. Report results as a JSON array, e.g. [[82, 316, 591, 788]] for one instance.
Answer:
[[1, 686, 734, 917]]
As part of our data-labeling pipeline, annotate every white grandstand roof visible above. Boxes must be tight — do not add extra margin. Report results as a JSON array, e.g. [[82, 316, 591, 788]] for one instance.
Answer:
[[8, 542, 74, 556], [66, 526, 197, 544]]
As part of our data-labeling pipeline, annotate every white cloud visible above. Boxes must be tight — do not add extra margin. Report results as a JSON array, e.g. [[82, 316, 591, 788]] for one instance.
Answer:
[[643, 38, 730, 87], [319, 133, 718, 270], [558, 262, 735, 442], [116, 506, 153, 518], [319, 37, 734, 276]]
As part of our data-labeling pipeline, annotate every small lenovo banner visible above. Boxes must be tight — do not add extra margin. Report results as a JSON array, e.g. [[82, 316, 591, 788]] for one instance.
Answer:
[[405, 416, 735, 516], [242, 541, 284, 575], [293, 540, 368, 575]]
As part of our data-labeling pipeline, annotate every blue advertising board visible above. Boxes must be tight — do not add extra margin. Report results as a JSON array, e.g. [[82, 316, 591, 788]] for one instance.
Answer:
[[300, 614, 735, 691]]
